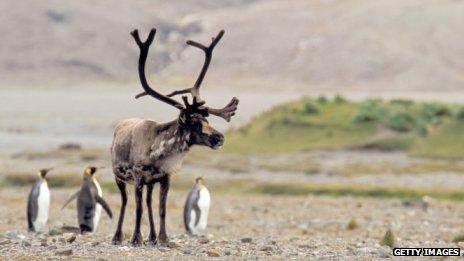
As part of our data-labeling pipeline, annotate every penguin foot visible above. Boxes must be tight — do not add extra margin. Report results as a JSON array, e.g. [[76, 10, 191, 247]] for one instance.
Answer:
[[112, 233, 123, 245], [131, 233, 143, 246]]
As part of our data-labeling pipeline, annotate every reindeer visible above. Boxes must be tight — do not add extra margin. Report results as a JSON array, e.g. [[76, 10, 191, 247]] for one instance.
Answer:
[[111, 28, 238, 246]]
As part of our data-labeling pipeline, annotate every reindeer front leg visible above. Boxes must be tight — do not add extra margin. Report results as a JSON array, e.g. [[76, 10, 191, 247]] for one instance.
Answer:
[[131, 178, 144, 246], [158, 175, 170, 243]]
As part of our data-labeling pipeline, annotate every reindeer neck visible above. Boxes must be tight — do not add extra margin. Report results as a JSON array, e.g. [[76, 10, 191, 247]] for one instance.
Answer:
[[150, 120, 191, 160]]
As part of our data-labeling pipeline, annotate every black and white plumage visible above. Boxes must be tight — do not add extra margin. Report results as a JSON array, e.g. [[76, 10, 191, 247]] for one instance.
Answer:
[[184, 177, 210, 235], [27, 168, 52, 232], [62, 167, 113, 234]]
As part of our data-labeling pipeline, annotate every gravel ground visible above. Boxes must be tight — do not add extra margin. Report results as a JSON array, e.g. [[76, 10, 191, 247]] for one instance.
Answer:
[[1, 187, 464, 260]]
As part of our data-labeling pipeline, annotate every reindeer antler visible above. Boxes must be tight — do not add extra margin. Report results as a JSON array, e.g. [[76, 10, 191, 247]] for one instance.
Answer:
[[131, 29, 185, 110], [133, 29, 238, 121], [165, 30, 225, 102], [206, 97, 239, 122]]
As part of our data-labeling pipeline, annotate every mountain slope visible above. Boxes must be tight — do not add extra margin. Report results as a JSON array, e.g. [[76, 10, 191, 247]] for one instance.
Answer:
[[1, 0, 463, 92]]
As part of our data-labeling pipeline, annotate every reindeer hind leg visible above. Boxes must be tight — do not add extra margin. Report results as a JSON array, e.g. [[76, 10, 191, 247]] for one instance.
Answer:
[[131, 178, 144, 246], [146, 183, 157, 245], [158, 175, 170, 244], [112, 178, 128, 245]]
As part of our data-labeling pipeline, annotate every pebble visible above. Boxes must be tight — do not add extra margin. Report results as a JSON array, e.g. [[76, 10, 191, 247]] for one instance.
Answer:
[[4, 231, 18, 239], [182, 248, 193, 255], [64, 233, 77, 243], [260, 246, 273, 251], [198, 237, 210, 244], [376, 246, 392, 257], [0, 239, 11, 245], [55, 249, 73, 256], [48, 228, 61, 236], [241, 237, 253, 243], [168, 241, 181, 249], [207, 250, 220, 257]]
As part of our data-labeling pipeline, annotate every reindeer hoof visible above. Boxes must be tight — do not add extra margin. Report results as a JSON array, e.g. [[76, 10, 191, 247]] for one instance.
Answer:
[[146, 234, 157, 246], [158, 234, 169, 244], [112, 233, 123, 245], [131, 234, 143, 246]]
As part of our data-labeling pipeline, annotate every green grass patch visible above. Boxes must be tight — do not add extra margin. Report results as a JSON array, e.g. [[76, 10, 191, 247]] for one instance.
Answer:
[[359, 136, 414, 151], [224, 96, 464, 159], [249, 182, 464, 201]]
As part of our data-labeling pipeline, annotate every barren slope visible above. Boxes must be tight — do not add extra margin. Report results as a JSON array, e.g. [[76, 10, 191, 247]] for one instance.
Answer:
[[1, 0, 463, 92]]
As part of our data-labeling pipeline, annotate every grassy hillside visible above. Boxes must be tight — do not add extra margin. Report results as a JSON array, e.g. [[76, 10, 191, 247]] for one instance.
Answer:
[[224, 95, 464, 159]]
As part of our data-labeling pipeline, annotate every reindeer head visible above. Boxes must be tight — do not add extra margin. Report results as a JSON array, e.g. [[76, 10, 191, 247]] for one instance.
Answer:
[[131, 28, 238, 150]]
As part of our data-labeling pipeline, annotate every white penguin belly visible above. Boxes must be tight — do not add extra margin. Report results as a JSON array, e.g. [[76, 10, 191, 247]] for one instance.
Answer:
[[196, 187, 210, 230], [92, 179, 102, 232], [33, 182, 50, 231], [189, 211, 197, 233]]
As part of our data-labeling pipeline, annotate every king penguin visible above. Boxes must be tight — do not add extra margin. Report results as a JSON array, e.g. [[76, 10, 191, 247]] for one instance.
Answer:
[[62, 166, 112, 234], [184, 177, 210, 235], [27, 168, 52, 232]]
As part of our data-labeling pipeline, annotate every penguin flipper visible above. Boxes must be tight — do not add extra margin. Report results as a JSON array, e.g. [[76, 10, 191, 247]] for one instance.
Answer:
[[61, 191, 80, 210], [96, 196, 113, 218]]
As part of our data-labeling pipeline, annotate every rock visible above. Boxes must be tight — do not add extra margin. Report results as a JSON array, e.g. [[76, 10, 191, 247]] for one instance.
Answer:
[[241, 237, 253, 243], [64, 233, 77, 243], [59, 143, 82, 150], [207, 250, 220, 257], [92, 241, 100, 247], [118, 246, 130, 251], [354, 247, 376, 255], [168, 241, 181, 249], [21, 240, 31, 247], [40, 239, 48, 247], [421, 196, 432, 211], [224, 250, 231, 256], [55, 249, 73, 256], [48, 245, 58, 250], [4, 231, 18, 239], [0, 239, 11, 245], [376, 246, 391, 258], [48, 228, 61, 236], [198, 237, 210, 244], [182, 248, 193, 255], [260, 246, 273, 251]]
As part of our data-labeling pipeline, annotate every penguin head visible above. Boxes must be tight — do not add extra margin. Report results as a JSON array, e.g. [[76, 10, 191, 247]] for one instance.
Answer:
[[195, 177, 205, 185], [38, 168, 52, 178], [84, 166, 97, 176]]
